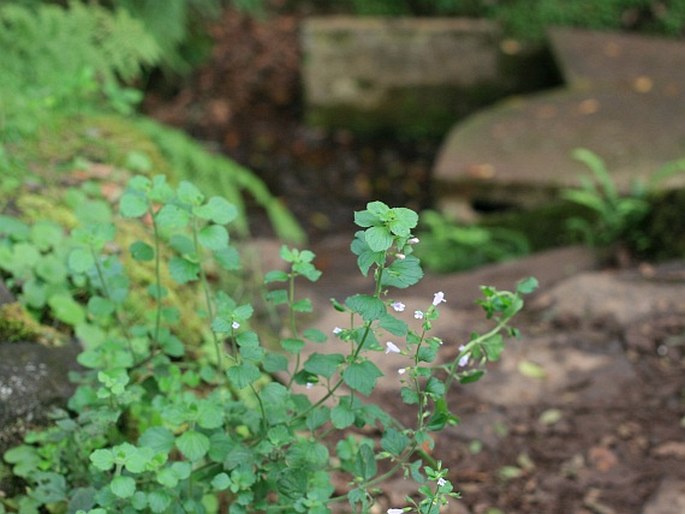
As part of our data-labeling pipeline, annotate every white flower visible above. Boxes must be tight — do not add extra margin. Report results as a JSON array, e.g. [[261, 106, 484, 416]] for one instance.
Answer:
[[385, 341, 401, 354], [306, 382, 314, 390], [408, 237, 420, 245], [458, 345, 470, 367], [391, 301, 406, 312], [333, 327, 342, 335], [437, 477, 447, 487], [432, 291, 446, 306], [231, 321, 240, 330], [414, 310, 424, 319], [395, 253, 406, 260], [387, 509, 404, 514], [398, 368, 406, 375]]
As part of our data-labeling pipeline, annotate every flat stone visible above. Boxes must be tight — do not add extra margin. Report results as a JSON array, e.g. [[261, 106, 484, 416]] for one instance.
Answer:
[[545, 271, 685, 326], [434, 85, 685, 213], [549, 27, 685, 89], [642, 478, 685, 514], [301, 16, 544, 137]]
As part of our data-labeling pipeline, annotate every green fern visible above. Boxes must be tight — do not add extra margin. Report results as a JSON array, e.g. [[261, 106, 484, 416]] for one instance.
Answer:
[[0, 2, 160, 138]]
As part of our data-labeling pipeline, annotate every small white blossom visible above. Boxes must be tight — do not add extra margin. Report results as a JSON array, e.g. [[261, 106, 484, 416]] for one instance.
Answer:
[[231, 321, 240, 330], [385, 341, 401, 354], [414, 310, 424, 319], [432, 291, 446, 306], [408, 237, 420, 244], [387, 509, 404, 514], [306, 382, 314, 390], [395, 253, 406, 260], [391, 301, 406, 312], [458, 345, 470, 367], [437, 477, 447, 487], [398, 368, 406, 375], [333, 327, 342, 335]]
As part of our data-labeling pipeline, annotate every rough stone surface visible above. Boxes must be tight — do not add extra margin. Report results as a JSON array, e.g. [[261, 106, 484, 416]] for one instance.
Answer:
[[433, 28, 685, 216], [0, 341, 81, 452], [300, 16, 547, 136], [641, 478, 685, 514]]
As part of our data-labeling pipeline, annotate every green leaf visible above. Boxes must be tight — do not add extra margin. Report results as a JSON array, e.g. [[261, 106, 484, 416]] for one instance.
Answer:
[[149, 175, 174, 203], [303, 328, 327, 343], [388, 208, 419, 235], [227, 363, 261, 389], [353, 445, 377, 481], [381, 428, 409, 456], [281, 338, 305, 354], [110, 476, 136, 498], [48, 293, 85, 326], [89, 449, 114, 471], [68, 248, 95, 273], [139, 427, 175, 454], [119, 192, 148, 218], [30, 221, 63, 251], [194, 197, 238, 225], [366, 201, 390, 218], [198, 224, 229, 250], [87, 296, 115, 318], [147, 490, 172, 513], [214, 246, 240, 270], [306, 407, 330, 431], [155, 204, 190, 231], [265, 270, 289, 283], [482, 333, 504, 361], [304, 353, 344, 379], [331, 402, 355, 429], [381, 256, 423, 289], [379, 313, 408, 336], [177, 181, 205, 206], [212, 472, 232, 491], [168, 256, 199, 284], [364, 226, 393, 252], [130, 241, 154, 261], [458, 369, 485, 384], [400, 386, 419, 405], [175, 430, 210, 461], [292, 298, 313, 312], [35, 255, 67, 284], [345, 294, 386, 322], [263, 352, 289, 373], [516, 276, 538, 295], [353, 210, 378, 228], [343, 360, 383, 396]]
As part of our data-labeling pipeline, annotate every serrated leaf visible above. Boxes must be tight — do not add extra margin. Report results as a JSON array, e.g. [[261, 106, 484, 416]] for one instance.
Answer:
[[343, 360, 383, 396], [214, 246, 240, 270], [168, 256, 199, 284], [30, 221, 63, 251], [89, 449, 114, 471], [194, 197, 238, 225], [281, 338, 305, 354], [353, 210, 378, 228], [198, 224, 229, 251], [331, 403, 355, 429], [516, 276, 539, 294], [119, 192, 148, 218], [147, 490, 172, 513], [353, 445, 377, 481], [381, 428, 409, 456], [67, 247, 95, 274], [175, 430, 210, 461], [48, 293, 85, 326], [226, 363, 261, 389], [177, 181, 205, 206], [155, 204, 190, 231], [482, 333, 504, 361], [264, 270, 289, 283], [380, 256, 423, 289], [303, 328, 327, 343], [263, 352, 289, 373], [87, 296, 115, 318], [130, 241, 154, 261], [304, 353, 344, 378], [345, 294, 386, 322], [379, 313, 408, 336], [292, 298, 312, 312], [110, 476, 136, 498], [139, 427, 175, 454], [212, 472, 231, 491], [364, 226, 393, 252]]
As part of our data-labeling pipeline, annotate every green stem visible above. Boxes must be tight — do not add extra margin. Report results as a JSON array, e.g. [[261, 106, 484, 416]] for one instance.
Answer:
[[150, 206, 163, 354], [286, 272, 299, 389]]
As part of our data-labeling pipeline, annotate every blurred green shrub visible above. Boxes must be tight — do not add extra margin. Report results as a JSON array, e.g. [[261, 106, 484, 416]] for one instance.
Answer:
[[416, 210, 530, 273]]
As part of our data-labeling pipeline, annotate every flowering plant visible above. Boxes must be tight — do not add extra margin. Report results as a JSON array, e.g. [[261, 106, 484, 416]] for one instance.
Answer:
[[2, 178, 535, 514]]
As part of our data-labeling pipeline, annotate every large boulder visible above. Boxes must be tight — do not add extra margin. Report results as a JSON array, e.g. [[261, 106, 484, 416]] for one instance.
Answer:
[[433, 28, 685, 217], [300, 16, 553, 138]]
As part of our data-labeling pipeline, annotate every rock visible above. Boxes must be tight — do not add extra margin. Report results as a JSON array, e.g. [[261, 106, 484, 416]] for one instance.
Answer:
[[0, 341, 81, 453], [544, 270, 685, 326], [642, 478, 685, 514], [0, 280, 13, 305], [301, 16, 550, 137], [548, 27, 685, 89], [433, 29, 685, 216]]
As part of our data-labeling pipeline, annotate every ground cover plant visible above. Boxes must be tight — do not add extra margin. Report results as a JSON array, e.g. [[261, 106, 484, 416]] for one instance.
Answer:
[[1, 177, 536, 513]]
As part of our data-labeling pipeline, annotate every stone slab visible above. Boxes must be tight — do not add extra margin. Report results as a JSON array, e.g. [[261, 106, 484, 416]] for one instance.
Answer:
[[642, 478, 685, 514], [549, 27, 685, 89], [300, 16, 545, 136], [434, 85, 685, 211]]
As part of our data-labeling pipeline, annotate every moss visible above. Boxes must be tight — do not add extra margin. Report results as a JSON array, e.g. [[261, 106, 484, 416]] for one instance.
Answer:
[[0, 302, 62, 345], [16, 192, 79, 229]]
